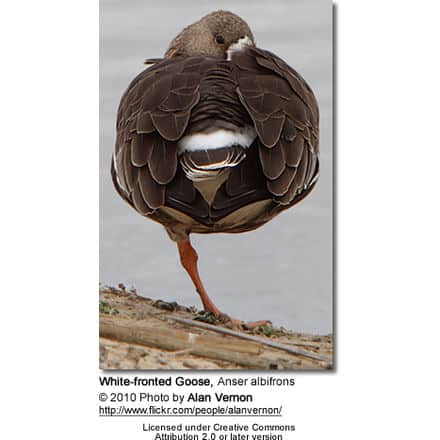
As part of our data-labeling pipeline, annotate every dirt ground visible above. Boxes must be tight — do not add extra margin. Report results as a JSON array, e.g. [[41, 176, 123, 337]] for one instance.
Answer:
[[99, 285, 333, 370]]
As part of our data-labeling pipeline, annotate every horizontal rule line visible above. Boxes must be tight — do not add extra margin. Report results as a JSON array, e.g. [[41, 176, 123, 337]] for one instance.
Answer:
[[99, 415, 282, 418]]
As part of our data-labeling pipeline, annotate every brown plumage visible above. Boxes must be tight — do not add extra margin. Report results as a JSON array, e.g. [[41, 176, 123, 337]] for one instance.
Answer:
[[112, 10, 319, 327]]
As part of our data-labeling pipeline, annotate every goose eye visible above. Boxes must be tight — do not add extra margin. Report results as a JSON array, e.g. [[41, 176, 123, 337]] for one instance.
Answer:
[[215, 35, 225, 44]]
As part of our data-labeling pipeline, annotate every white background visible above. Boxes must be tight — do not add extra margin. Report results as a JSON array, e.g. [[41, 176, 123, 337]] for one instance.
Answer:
[[1, 1, 440, 438]]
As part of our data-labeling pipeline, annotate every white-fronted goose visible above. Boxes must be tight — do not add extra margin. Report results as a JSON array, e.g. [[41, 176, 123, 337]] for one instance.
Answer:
[[111, 10, 319, 327]]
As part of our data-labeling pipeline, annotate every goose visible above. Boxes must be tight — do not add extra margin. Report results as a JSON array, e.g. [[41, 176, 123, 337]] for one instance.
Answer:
[[111, 10, 319, 328]]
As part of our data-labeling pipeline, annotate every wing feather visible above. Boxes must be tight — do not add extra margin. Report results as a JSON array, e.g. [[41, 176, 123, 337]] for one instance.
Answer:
[[113, 57, 204, 217], [132, 181, 154, 215], [258, 140, 286, 180], [131, 133, 153, 167], [234, 47, 320, 207], [138, 166, 165, 209], [124, 145, 138, 192], [283, 135, 304, 167], [148, 135, 178, 185]]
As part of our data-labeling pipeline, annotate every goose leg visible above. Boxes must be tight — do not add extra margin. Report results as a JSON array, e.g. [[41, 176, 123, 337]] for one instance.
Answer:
[[177, 238, 222, 316], [177, 238, 271, 329]]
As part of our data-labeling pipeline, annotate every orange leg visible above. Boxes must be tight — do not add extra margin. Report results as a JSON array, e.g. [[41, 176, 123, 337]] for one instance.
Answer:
[[177, 238, 270, 329], [177, 238, 222, 317]]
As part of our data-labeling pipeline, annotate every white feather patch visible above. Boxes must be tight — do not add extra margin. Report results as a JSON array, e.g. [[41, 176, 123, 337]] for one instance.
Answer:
[[112, 154, 129, 197], [177, 126, 256, 153], [227, 36, 253, 61]]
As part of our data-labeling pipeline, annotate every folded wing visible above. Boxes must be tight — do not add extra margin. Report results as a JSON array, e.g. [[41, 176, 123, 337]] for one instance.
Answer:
[[233, 47, 320, 207], [113, 57, 204, 216]]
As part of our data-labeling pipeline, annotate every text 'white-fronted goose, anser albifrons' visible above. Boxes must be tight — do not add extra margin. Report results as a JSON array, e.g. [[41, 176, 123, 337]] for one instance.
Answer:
[[112, 10, 319, 327]]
